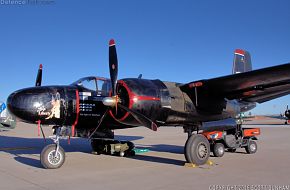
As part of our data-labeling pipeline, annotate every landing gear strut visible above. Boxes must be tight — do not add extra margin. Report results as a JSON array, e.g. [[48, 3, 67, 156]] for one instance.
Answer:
[[40, 127, 66, 169]]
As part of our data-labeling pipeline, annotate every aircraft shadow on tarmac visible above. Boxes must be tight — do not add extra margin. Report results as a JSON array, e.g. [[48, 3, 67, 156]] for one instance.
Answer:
[[130, 154, 185, 166], [130, 144, 186, 166], [0, 134, 144, 169], [0, 134, 252, 168]]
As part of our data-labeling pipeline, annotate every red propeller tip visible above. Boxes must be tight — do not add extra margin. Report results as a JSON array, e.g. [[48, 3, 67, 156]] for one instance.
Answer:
[[234, 49, 245, 56], [39, 64, 43, 69], [109, 39, 115, 46]]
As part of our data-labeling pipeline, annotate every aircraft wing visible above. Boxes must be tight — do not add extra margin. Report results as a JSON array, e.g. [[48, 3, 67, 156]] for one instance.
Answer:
[[180, 63, 290, 111]]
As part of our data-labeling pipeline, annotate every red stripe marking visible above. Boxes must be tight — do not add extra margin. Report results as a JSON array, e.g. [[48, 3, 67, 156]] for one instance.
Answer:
[[235, 49, 245, 55], [39, 64, 43, 69], [109, 80, 132, 122], [243, 90, 256, 96], [37, 120, 41, 136], [189, 81, 203, 88], [109, 80, 161, 123], [72, 90, 80, 137], [135, 96, 160, 101]]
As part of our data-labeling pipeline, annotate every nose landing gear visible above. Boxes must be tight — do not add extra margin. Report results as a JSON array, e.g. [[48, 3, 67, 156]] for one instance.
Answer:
[[40, 126, 67, 169]]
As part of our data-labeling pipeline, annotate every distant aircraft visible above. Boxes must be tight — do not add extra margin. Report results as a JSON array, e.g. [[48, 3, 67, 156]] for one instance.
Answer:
[[284, 105, 290, 124], [0, 101, 16, 130], [6, 40, 290, 169]]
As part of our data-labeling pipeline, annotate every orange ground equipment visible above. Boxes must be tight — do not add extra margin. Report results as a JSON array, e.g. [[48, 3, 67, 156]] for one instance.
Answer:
[[202, 126, 260, 157]]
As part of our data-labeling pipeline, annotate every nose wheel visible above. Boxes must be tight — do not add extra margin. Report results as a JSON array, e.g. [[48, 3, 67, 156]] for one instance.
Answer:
[[41, 144, 65, 169], [40, 127, 66, 169]]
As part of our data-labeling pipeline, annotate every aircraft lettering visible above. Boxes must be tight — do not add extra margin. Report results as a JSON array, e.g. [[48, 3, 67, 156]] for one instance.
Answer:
[[37, 106, 50, 116]]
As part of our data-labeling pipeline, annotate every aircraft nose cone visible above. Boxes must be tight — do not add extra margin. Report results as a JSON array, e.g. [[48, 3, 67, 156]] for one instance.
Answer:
[[7, 89, 37, 122], [7, 87, 65, 123]]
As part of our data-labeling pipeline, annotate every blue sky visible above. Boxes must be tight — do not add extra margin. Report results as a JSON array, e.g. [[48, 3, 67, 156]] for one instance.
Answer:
[[0, 0, 289, 115]]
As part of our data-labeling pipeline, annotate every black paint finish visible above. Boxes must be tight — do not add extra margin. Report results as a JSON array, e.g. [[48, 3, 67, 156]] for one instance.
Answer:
[[7, 86, 78, 126], [6, 63, 290, 137]]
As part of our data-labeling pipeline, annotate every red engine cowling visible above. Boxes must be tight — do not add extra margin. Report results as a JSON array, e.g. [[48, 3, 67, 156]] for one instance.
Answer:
[[109, 78, 169, 126]]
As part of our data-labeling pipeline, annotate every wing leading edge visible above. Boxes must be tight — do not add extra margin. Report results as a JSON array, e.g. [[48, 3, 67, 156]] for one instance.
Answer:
[[180, 63, 290, 110]]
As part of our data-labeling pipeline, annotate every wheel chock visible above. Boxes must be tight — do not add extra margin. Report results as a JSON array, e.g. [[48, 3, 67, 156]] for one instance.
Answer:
[[206, 160, 214, 166], [184, 163, 197, 168], [184, 160, 214, 168]]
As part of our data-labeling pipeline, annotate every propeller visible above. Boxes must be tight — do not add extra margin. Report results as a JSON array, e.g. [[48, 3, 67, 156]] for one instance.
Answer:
[[103, 39, 157, 131], [118, 104, 157, 131], [109, 39, 118, 97], [35, 64, 43, 86]]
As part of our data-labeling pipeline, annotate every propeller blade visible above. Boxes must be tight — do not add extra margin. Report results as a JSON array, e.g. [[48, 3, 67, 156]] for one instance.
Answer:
[[88, 108, 109, 139], [109, 39, 118, 96], [118, 104, 158, 131], [35, 64, 43, 87]]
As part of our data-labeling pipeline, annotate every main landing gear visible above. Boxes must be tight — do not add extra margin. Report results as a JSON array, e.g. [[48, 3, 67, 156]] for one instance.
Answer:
[[40, 126, 67, 169], [184, 126, 211, 165]]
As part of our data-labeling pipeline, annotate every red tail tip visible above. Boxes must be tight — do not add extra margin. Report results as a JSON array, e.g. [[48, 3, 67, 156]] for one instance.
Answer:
[[235, 49, 245, 55], [109, 39, 115, 46], [39, 64, 43, 69]]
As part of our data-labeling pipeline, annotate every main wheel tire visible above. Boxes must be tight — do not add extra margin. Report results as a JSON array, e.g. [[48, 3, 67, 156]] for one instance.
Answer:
[[40, 144, 65, 169], [213, 143, 225, 157], [184, 134, 210, 165], [245, 140, 257, 154]]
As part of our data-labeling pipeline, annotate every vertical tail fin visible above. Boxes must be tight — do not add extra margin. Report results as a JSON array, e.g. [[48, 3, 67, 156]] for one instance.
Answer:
[[232, 49, 252, 74]]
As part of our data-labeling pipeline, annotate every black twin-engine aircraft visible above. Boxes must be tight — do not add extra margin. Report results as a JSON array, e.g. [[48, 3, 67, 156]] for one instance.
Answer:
[[7, 40, 290, 169]]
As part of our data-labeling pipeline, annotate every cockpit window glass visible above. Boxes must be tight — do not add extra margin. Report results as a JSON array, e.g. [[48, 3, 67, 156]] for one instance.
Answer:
[[73, 77, 111, 96], [96, 79, 110, 96], [81, 79, 97, 91]]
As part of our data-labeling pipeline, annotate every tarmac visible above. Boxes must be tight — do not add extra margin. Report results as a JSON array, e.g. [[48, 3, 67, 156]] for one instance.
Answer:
[[0, 117, 290, 190]]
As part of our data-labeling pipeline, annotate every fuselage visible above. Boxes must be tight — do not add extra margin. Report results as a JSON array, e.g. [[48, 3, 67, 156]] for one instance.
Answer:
[[7, 76, 256, 136]]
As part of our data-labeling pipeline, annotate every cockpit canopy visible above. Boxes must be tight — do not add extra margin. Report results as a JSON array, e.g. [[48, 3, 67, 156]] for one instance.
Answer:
[[72, 77, 111, 96]]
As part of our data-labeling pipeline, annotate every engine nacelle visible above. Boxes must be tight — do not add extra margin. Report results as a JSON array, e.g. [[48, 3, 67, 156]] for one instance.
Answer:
[[110, 79, 169, 126]]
